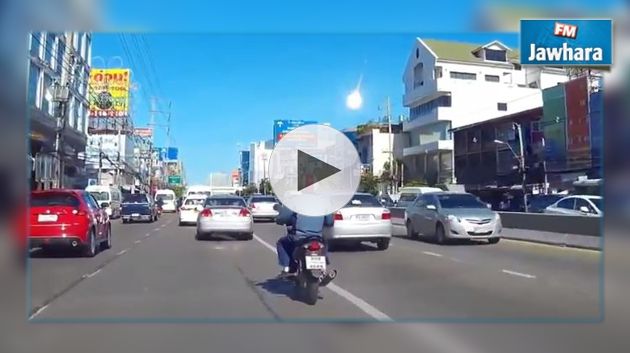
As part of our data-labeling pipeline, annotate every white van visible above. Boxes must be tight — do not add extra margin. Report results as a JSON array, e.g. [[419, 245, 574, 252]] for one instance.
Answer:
[[86, 185, 123, 218], [185, 185, 213, 198], [155, 189, 177, 212], [396, 186, 444, 208]]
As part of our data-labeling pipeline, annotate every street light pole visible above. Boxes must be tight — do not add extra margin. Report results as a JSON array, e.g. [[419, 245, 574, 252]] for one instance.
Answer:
[[386, 96, 393, 195], [515, 123, 528, 213]]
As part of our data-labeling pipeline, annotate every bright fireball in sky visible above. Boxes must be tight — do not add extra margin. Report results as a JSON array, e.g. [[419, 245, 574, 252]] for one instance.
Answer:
[[346, 89, 363, 110]]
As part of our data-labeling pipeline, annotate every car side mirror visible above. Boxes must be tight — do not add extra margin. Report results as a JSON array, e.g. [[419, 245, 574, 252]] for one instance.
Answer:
[[426, 204, 437, 211], [101, 202, 110, 208], [579, 206, 590, 214], [273, 204, 280, 211]]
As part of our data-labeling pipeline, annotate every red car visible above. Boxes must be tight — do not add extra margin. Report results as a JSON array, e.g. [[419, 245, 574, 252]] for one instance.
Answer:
[[20, 189, 112, 257]]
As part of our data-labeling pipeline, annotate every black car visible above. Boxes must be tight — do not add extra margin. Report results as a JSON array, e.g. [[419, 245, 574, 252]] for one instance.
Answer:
[[527, 194, 565, 213], [121, 193, 159, 223]]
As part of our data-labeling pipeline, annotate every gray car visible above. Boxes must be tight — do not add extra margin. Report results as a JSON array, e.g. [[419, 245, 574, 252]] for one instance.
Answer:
[[405, 192, 502, 244]]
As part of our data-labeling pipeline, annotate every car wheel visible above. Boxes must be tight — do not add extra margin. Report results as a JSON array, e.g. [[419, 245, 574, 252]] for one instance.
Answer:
[[83, 229, 97, 257], [242, 233, 254, 241], [406, 220, 418, 238], [376, 238, 390, 250], [195, 231, 203, 241], [101, 225, 112, 250], [488, 237, 500, 244], [122, 219, 128, 224], [435, 223, 447, 245]]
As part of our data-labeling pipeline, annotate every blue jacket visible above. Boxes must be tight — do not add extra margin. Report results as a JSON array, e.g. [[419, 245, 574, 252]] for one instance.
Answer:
[[276, 205, 333, 240]]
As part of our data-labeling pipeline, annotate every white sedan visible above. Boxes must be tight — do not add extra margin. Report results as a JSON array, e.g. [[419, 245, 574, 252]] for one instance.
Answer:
[[178, 195, 207, 225], [196, 196, 254, 240], [323, 193, 392, 250]]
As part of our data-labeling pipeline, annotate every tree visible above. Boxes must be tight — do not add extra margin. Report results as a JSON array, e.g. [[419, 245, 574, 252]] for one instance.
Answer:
[[359, 173, 379, 195], [404, 179, 427, 187], [167, 185, 185, 198], [259, 178, 273, 195]]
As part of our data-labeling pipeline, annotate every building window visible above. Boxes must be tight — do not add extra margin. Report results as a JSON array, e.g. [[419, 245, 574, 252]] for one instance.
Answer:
[[485, 75, 500, 82], [435, 66, 443, 78], [450, 71, 477, 80], [497, 103, 508, 111], [42, 74, 53, 116], [44, 33, 55, 67], [416, 48, 419, 58], [502, 72, 512, 84], [409, 95, 452, 121], [413, 63, 424, 88], [56, 39, 65, 76], [484, 48, 507, 62], [30, 32, 42, 58], [28, 63, 40, 108]]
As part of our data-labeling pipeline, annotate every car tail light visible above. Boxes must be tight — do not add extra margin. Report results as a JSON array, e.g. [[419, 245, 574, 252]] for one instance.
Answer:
[[250, 203, 257, 209], [200, 208, 213, 217], [72, 209, 87, 216], [334, 212, 343, 221], [381, 210, 391, 220], [239, 208, 251, 217], [307, 241, 322, 251]]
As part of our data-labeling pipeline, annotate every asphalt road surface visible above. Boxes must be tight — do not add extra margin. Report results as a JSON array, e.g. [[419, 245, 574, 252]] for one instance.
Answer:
[[5, 213, 619, 353]]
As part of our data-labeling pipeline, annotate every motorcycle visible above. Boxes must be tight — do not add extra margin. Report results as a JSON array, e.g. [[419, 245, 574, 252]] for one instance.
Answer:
[[290, 235, 336, 305]]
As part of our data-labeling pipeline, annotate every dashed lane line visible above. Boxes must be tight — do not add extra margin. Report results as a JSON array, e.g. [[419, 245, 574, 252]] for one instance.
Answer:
[[502, 269, 537, 279]]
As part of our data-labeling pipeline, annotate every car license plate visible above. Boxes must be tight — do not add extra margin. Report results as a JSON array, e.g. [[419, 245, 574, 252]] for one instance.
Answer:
[[355, 214, 371, 221], [305, 256, 326, 270], [132, 213, 140, 217], [38, 214, 58, 222]]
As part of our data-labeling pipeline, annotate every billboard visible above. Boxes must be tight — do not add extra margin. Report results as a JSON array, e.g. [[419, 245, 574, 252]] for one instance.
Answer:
[[565, 76, 591, 170], [133, 127, 153, 138], [88, 68, 131, 117], [273, 120, 317, 144], [156, 147, 179, 161], [166, 161, 180, 176], [168, 175, 182, 185]]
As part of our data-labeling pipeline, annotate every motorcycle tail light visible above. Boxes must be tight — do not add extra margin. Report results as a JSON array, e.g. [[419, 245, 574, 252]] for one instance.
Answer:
[[307, 241, 322, 251], [200, 208, 213, 217]]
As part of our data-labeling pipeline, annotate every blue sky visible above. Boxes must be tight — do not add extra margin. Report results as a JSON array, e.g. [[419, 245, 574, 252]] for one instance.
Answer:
[[92, 33, 520, 184], [98, 0, 622, 184]]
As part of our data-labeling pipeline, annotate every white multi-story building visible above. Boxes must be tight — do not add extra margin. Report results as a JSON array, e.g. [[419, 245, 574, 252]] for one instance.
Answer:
[[401, 38, 569, 183], [28, 32, 92, 189], [357, 123, 405, 177], [249, 140, 274, 187]]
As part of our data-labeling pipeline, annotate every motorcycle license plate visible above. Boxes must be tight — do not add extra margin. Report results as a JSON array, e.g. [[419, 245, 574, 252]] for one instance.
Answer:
[[305, 256, 326, 270]]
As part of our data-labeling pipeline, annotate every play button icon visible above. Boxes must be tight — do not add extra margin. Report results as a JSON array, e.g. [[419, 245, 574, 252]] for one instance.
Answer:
[[269, 124, 361, 216], [297, 150, 341, 191]]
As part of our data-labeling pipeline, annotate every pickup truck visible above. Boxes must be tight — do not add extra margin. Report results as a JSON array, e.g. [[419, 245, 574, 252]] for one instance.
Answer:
[[121, 193, 159, 223]]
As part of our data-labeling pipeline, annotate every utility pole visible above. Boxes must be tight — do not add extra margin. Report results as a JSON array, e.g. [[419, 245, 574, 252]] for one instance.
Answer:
[[52, 32, 76, 189], [386, 96, 393, 195], [515, 122, 529, 213]]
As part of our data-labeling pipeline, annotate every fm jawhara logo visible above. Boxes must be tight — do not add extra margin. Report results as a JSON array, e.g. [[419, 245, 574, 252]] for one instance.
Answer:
[[520, 19, 612, 66]]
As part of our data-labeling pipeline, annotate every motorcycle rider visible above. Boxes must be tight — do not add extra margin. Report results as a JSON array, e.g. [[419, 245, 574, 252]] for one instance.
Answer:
[[155, 196, 164, 212], [275, 204, 336, 285]]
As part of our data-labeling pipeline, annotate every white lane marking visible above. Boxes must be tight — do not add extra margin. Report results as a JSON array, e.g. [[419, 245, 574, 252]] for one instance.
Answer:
[[160, 224, 167, 228], [422, 251, 443, 258], [29, 304, 48, 319], [116, 249, 128, 256], [153, 228, 160, 231], [214, 246, 225, 250], [144, 233, 151, 237], [502, 269, 537, 279], [252, 234, 392, 322], [84, 269, 101, 278], [134, 240, 141, 244]]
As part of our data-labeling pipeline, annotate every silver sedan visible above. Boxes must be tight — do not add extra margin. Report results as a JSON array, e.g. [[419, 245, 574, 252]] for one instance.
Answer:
[[323, 193, 392, 251], [196, 196, 254, 240], [406, 192, 502, 244]]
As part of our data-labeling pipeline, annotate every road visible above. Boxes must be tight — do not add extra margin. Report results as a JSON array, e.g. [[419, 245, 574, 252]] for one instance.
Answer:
[[8, 213, 614, 353]]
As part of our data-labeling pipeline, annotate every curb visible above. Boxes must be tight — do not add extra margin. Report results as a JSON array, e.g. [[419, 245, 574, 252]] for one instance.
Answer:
[[501, 236, 601, 251]]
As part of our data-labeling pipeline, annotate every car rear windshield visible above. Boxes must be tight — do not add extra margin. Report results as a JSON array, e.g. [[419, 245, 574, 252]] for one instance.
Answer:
[[251, 196, 276, 203], [185, 198, 206, 206], [188, 191, 211, 196], [205, 198, 246, 207], [89, 191, 110, 201], [156, 194, 175, 200], [398, 193, 418, 202], [346, 194, 382, 207], [437, 194, 486, 209], [123, 194, 148, 203], [31, 193, 81, 207]]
